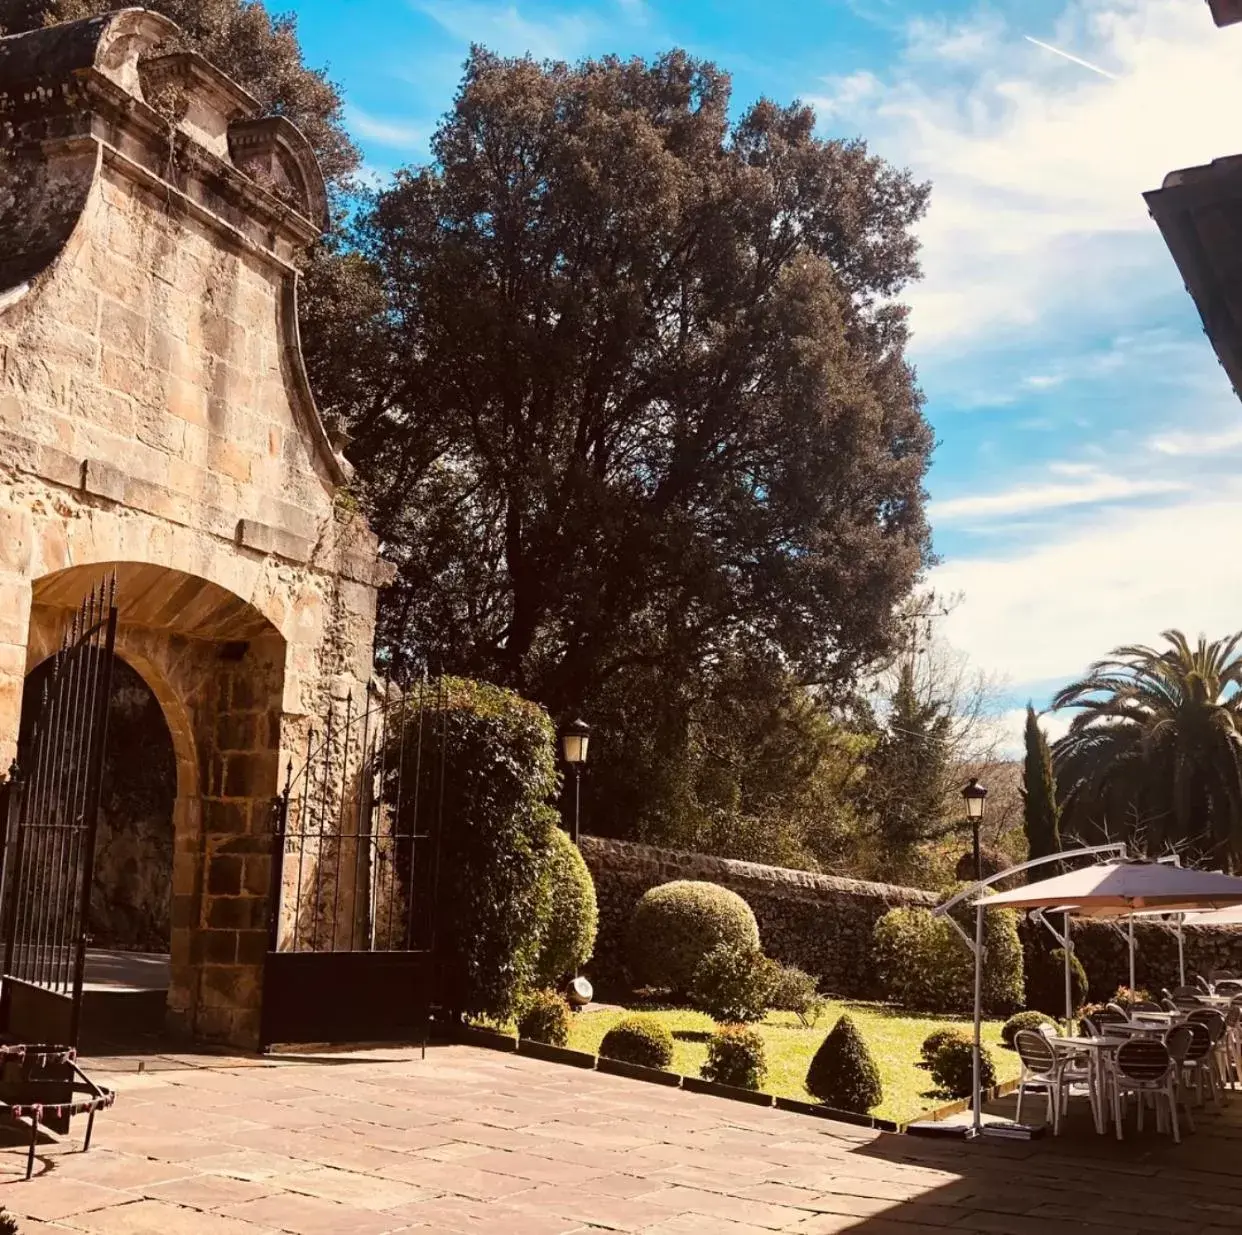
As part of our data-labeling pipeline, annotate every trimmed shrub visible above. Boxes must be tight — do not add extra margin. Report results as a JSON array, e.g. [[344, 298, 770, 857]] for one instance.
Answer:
[[689, 943, 773, 1023], [1113, 985, 1152, 1008], [387, 678, 558, 1021], [920, 1026, 970, 1066], [627, 880, 760, 993], [702, 1024, 767, 1090], [873, 896, 1024, 1016], [1025, 947, 1088, 1018], [533, 827, 599, 986], [517, 989, 571, 1046], [1001, 1011, 1055, 1048], [599, 1016, 675, 1069], [931, 1037, 997, 1098], [768, 963, 825, 1027], [805, 1014, 882, 1113]]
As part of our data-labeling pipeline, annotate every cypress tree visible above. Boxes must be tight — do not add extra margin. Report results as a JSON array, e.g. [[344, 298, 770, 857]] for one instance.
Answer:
[[1021, 705, 1061, 866]]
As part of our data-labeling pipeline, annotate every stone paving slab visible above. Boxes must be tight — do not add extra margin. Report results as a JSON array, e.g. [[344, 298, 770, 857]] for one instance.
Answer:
[[1, 1044, 1241, 1232]]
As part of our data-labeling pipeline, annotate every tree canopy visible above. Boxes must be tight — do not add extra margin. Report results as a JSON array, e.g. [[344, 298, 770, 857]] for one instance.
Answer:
[[341, 49, 933, 725], [1021, 705, 1061, 867], [1053, 630, 1242, 868]]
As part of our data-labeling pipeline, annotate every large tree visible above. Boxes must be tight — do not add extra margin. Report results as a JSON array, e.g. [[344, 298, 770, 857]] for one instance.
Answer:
[[1053, 631, 1242, 867], [1021, 704, 1061, 868], [344, 48, 934, 730]]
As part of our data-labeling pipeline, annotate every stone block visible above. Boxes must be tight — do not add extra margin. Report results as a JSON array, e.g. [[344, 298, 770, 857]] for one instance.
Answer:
[[207, 854, 243, 896], [236, 928, 268, 965], [100, 297, 147, 358], [81, 458, 127, 503], [0, 508, 33, 573]]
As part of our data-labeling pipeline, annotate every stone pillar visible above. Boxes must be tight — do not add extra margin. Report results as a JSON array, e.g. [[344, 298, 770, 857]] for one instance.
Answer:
[[0, 509, 34, 771]]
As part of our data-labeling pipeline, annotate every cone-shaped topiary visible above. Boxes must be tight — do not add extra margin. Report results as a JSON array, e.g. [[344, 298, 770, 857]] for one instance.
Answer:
[[805, 1014, 882, 1113], [627, 880, 760, 993], [599, 1015, 675, 1068], [517, 989, 572, 1046], [1001, 1010, 1055, 1048], [920, 1026, 971, 1066], [1025, 947, 1087, 1018]]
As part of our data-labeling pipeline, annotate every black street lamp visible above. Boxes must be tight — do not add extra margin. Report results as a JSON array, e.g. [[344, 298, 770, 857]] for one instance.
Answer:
[[962, 777, 988, 882], [561, 719, 590, 845]]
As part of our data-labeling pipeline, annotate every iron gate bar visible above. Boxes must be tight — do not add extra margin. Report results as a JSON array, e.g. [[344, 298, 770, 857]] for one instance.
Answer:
[[260, 671, 445, 1048], [1, 576, 117, 1049]]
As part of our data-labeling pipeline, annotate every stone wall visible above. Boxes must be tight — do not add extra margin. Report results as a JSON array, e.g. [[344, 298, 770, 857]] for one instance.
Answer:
[[1060, 917, 1242, 999], [0, 12, 389, 1049], [579, 836, 935, 997]]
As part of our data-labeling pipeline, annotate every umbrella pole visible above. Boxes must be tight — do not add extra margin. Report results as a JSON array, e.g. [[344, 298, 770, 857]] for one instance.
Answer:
[[1064, 910, 1073, 1033], [1128, 914, 1136, 994], [972, 902, 984, 1137], [1178, 915, 1186, 987]]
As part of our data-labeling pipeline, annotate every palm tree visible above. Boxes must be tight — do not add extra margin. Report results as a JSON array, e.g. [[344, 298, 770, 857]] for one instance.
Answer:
[[1051, 630, 1242, 868]]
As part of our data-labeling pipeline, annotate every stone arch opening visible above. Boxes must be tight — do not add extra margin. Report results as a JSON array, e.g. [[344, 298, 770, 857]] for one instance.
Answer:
[[19, 655, 177, 956], [21, 562, 288, 1047]]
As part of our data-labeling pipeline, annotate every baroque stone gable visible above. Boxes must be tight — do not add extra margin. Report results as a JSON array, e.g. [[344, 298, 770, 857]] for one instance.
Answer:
[[0, 9, 387, 1049]]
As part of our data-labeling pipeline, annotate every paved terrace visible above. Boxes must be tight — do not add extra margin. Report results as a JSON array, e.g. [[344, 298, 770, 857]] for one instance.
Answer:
[[2, 1044, 1241, 1233]]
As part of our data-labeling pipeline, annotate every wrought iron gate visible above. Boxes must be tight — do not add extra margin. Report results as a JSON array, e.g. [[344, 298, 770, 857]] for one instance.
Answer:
[[0, 578, 117, 1051], [259, 675, 445, 1048]]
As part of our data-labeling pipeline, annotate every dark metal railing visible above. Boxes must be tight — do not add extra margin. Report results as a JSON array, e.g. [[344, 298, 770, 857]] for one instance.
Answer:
[[1, 577, 117, 1046], [269, 673, 446, 956]]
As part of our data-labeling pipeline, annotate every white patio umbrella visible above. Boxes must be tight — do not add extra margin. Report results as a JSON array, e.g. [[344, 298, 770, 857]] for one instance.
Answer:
[[959, 860, 1242, 1136]]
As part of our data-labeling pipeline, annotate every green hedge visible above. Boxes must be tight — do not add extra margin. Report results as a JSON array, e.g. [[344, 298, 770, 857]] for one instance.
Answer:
[[806, 1014, 882, 1113], [518, 990, 572, 1046], [931, 1038, 997, 1098], [703, 1024, 767, 1090], [389, 677, 559, 1021], [534, 827, 599, 986], [1025, 947, 1088, 1018], [873, 894, 1024, 1017], [600, 1016, 675, 1068], [626, 880, 760, 993]]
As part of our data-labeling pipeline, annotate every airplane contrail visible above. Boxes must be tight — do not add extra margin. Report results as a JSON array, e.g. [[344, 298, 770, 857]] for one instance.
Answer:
[[1024, 35, 1118, 80]]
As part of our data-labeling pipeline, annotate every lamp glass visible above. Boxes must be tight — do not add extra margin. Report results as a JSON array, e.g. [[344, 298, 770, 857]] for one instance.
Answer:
[[562, 733, 589, 764], [965, 794, 985, 820]]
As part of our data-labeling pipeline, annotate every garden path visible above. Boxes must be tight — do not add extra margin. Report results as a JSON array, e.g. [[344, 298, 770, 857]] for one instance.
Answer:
[[1, 1043, 1239, 1233]]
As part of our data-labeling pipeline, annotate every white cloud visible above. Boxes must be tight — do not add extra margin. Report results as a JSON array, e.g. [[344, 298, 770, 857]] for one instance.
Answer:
[[810, 0, 1242, 348], [414, 1, 641, 61], [931, 467, 1184, 522], [932, 481, 1242, 689], [345, 106, 426, 151], [989, 706, 1075, 759], [1149, 424, 1242, 457]]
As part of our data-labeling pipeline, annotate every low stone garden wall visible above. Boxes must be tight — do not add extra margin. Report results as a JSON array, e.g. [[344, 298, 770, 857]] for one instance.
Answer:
[[579, 836, 934, 997]]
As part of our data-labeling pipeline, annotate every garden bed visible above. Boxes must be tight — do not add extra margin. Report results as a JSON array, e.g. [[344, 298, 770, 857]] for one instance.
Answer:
[[566, 1000, 1019, 1125]]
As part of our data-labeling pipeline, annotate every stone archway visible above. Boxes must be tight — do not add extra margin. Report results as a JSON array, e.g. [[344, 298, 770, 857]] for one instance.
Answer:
[[25, 562, 287, 1047]]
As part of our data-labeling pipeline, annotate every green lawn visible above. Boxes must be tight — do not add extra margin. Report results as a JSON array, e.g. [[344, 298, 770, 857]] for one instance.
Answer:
[[567, 1000, 1020, 1126]]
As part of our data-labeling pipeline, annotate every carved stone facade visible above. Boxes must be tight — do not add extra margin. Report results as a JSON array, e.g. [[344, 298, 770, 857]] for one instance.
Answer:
[[0, 11, 388, 1048]]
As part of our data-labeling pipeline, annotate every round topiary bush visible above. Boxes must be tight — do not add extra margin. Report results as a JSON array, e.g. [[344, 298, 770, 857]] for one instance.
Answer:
[[533, 827, 599, 986], [599, 1016, 675, 1069], [627, 880, 760, 993], [931, 1037, 997, 1098], [688, 943, 773, 1023], [517, 989, 572, 1046], [768, 963, 825, 1027], [702, 1024, 767, 1090], [1025, 947, 1088, 1018], [920, 1026, 971, 1066], [805, 1014, 882, 1113], [1001, 1010, 1056, 1049], [873, 896, 1024, 1017]]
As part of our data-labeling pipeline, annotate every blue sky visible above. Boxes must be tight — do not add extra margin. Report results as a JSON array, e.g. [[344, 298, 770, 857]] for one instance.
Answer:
[[287, 0, 1242, 752]]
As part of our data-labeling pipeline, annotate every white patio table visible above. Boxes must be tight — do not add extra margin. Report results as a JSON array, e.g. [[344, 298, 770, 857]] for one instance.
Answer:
[[1050, 1035, 1127, 1134]]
